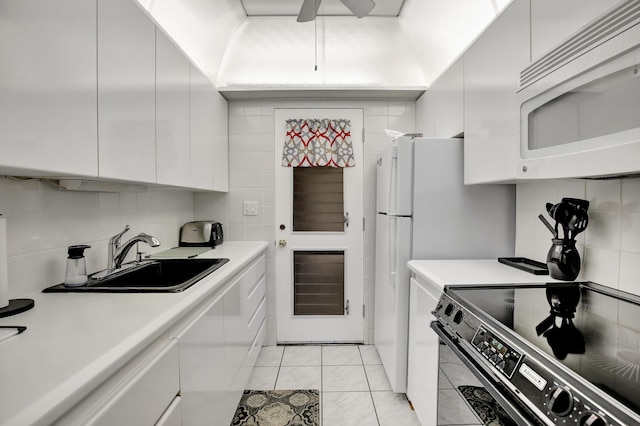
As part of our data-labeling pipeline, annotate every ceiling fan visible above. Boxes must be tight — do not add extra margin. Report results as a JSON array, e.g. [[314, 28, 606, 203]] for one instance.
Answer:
[[297, 0, 376, 22]]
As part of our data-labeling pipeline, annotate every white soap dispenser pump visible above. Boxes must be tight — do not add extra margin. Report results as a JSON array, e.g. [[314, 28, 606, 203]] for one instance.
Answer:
[[64, 245, 91, 287]]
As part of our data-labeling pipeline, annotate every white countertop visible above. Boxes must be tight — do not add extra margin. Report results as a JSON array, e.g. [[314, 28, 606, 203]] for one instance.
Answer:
[[0, 241, 268, 426], [408, 259, 561, 297]]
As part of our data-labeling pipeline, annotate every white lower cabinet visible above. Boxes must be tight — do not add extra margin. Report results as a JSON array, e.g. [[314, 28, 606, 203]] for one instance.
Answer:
[[176, 291, 228, 426], [53, 337, 180, 425], [54, 252, 267, 426], [175, 254, 267, 426], [407, 277, 441, 426]]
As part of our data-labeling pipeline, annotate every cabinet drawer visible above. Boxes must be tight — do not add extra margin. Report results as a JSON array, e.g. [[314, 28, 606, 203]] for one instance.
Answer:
[[156, 395, 182, 426], [92, 339, 179, 426], [247, 297, 266, 339], [56, 338, 180, 426], [246, 317, 267, 369], [247, 276, 266, 318], [243, 255, 266, 297]]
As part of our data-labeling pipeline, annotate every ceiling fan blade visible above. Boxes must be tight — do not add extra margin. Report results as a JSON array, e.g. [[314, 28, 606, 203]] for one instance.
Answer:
[[340, 0, 375, 18], [297, 0, 322, 22]]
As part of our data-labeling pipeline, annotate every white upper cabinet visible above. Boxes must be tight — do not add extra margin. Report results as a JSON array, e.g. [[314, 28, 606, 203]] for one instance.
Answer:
[[530, 0, 620, 61], [0, 0, 98, 177], [156, 29, 190, 187], [0, 0, 227, 191], [97, 0, 156, 184], [190, 66, 229, 192], [429, 58, 464, 138], [463, 0, 530, 184]]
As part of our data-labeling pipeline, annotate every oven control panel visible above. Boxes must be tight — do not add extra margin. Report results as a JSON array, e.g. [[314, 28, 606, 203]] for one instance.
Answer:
[[471, 325, 522, 379]]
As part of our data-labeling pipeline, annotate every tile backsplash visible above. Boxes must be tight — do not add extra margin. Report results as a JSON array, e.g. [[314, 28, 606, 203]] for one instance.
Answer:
[[516, 177, 640, 296], [0, 177, 194, 298], [195, 98, 417, 345]]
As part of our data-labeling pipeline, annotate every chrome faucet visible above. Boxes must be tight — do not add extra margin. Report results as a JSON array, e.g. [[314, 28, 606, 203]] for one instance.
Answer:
[[107, 225, 161, 271]]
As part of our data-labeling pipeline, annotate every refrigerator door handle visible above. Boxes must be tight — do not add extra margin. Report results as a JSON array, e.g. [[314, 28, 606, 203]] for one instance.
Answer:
[[389, 155, 398, 214], [389, 216, 397, 288]]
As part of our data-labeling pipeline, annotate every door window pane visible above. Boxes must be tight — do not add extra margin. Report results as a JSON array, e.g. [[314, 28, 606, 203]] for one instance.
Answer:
[[293, 167, 344, 232], [293, 251, 344, 316]]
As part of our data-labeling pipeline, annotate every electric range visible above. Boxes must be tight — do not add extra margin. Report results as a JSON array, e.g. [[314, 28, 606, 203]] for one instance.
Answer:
[[432, 281, 640, 426]]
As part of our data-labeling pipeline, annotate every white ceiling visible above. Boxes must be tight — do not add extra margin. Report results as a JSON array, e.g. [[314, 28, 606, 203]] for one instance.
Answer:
[[137, 0, 510, 95], [240, 0, 405, 17]]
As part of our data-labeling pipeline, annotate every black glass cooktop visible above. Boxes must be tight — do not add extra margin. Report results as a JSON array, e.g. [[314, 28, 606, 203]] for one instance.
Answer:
[[447, 282, 640, 416]]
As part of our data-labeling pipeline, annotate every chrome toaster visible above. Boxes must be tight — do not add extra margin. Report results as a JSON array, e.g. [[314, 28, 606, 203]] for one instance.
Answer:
[[179, 221, 223, 247]]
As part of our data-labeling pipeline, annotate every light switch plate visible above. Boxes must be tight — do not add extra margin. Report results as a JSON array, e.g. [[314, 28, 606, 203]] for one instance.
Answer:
[[243, 201, 258, 216]]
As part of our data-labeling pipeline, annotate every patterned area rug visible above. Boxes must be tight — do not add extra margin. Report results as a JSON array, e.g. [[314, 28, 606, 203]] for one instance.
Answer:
[[458, 386, 518, 426], [231, 390, 320, 426]]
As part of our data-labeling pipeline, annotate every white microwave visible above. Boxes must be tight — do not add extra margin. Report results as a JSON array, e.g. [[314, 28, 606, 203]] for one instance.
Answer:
[[517, 1, 640, 179]]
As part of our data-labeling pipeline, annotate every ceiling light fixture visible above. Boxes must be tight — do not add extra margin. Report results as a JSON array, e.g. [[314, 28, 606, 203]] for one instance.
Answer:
[[297, 0, 376, 22]]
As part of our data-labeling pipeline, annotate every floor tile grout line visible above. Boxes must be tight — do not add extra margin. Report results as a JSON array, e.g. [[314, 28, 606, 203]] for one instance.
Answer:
[[272, 345, 286, 390], [359, 345, 382, 425]]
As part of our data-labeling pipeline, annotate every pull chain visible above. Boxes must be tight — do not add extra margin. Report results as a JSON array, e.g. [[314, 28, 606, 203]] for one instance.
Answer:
[[314, 2, 318, 71]]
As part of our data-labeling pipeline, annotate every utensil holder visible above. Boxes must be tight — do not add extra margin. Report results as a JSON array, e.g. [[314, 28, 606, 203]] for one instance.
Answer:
[[546, 238, 581, 281]]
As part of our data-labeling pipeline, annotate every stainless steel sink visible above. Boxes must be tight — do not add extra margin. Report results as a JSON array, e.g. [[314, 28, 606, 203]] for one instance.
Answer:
[[43, 258, 229, 293]]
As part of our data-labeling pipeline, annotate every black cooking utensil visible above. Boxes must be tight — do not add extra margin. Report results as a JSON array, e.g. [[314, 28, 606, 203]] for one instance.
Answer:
[[538, 214, 557, 238]]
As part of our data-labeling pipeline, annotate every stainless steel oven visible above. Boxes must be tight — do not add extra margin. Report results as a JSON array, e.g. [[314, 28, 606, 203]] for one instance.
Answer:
[[431, 282, 640, 426]]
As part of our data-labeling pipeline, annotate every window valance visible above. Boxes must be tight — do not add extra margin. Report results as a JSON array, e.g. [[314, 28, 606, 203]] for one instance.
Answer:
[[282, 118, 355, 168]]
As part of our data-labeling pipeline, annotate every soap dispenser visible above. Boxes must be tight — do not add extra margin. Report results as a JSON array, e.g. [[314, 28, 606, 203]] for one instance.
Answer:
[[64, 245, 91, 287]]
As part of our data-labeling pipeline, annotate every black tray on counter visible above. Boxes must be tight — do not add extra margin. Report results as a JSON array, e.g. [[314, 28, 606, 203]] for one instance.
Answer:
[[498, 257, 549, 275]]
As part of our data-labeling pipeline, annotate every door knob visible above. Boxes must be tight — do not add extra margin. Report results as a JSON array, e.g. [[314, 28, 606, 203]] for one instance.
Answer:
[[278, 239, 287, 247]]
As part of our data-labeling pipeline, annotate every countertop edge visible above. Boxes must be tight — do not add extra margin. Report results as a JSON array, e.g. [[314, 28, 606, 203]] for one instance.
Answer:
[[0, 241, 268, 426]]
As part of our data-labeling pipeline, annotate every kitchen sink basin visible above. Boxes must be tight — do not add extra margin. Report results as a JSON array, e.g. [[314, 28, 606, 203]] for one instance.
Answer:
[[43, 258, 229, 293]]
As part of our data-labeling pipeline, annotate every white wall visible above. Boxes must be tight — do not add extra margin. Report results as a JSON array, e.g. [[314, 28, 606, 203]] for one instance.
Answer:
[[0, 177, 194, 298], [217, 17, 426, 89], [194, 98, 416, 345], [516, 178, 640, 296]]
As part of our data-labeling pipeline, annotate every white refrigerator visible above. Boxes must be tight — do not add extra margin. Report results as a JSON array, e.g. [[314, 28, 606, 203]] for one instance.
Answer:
[[374, 137, 515, 392]]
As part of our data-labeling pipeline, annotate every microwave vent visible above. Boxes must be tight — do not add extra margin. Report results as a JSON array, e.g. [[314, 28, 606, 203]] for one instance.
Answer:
[[520, 0, 640, 88]]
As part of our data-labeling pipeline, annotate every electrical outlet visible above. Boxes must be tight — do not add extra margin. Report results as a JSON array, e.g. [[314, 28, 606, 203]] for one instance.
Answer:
[[243, 201, 258, 216]]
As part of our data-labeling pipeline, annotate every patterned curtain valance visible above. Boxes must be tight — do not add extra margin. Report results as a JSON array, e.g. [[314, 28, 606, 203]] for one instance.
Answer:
[[282, 118, 355, 168]]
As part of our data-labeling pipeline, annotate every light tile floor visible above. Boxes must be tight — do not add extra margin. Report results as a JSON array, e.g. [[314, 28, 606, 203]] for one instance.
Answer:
[[248, 345, 421, 426], [247, 344, 488, 426]]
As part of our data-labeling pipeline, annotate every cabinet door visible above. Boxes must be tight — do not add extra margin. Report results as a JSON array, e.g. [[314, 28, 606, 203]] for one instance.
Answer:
[[406, 278, 440, 426], [156, 29, 190, 187], [177, 294, 232, 426], [0, 0, 98, 177], [97, 0, 156, 183], [463, 0, 530, 184], [431, 58, 464, 138], [190, 65, 229, 191], [531, 0, 620, 61], [225, 255, 266, 393]]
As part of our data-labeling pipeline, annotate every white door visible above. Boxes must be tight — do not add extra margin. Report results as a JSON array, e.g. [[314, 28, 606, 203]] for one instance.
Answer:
[[275, 108, 364, 343]]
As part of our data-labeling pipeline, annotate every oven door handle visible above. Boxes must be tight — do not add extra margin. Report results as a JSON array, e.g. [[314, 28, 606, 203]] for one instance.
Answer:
[[431, 321, 544, 426]]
